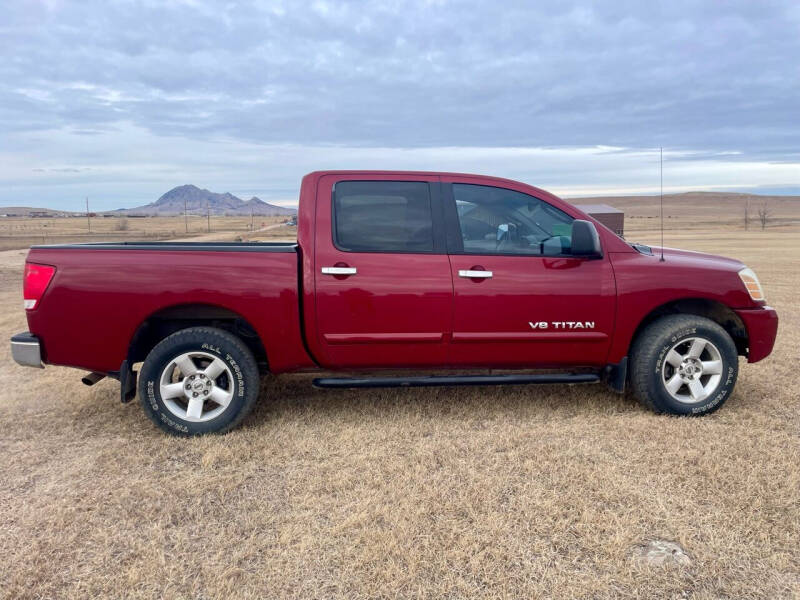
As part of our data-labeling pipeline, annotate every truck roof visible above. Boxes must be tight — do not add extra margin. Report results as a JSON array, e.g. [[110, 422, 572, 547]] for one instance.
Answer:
[[307, 169, 527, 179], [303, 170, 559, 198]]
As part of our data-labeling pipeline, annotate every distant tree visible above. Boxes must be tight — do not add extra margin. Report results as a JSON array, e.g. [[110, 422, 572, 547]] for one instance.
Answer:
[[116, 216, 129, 231], [757, 203, 771, 230]]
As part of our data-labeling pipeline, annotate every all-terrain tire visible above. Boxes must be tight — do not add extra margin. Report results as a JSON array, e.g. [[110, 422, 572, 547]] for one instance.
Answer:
[[630, 315, 738, 415], [138, 327, 260, 435]]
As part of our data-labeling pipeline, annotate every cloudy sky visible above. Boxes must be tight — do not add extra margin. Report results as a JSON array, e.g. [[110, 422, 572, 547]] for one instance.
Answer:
[[2, 0, 799, 210]]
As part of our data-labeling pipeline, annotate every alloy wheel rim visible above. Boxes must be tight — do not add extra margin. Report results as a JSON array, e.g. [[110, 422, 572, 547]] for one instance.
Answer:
[[159, 351, 234, 422], [661, 337, 723, 404]]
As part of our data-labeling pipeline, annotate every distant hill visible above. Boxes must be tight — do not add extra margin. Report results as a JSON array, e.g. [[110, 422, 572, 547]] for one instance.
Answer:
[[568, 191, 800, 203], [567, 191, 800, 218], [118, 185, 296, 216]]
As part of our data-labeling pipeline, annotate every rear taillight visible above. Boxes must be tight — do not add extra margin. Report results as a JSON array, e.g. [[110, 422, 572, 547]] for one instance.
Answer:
[[23, 263, 56, 310]]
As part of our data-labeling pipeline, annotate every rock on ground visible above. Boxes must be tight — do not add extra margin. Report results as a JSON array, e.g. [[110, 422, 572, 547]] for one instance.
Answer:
[[630, 540, 692, 567]]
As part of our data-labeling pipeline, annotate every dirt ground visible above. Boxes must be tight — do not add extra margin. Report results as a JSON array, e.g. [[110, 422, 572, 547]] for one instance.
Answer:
[[0, 215, 797, 598]]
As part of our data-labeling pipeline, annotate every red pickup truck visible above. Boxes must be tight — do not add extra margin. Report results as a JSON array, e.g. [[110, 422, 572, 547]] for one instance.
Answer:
[[11, 171, 778, 435]]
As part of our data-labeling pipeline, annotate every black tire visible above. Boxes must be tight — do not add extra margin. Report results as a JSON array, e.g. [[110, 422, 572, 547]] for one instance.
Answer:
[[630, 315, 738, 415], [138, 327, 260, 435]]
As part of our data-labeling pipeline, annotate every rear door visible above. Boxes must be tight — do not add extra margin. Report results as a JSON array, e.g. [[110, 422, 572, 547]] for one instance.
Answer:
[[312, 174, 453, 368], [443, 179, 616, 368]]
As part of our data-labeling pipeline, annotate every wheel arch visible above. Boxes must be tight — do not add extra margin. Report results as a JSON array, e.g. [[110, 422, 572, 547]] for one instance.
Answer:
[[127, 303, 269, 373], [628, 298, 749, 358]]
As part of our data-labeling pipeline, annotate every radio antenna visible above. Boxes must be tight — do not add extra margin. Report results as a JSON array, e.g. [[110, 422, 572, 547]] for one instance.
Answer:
[[659, 147, 665, 262]]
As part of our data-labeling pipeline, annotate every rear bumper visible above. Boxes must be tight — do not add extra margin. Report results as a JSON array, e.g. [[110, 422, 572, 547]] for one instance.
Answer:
[[734, 306, 778, 363], [10, 332, 44, 368]]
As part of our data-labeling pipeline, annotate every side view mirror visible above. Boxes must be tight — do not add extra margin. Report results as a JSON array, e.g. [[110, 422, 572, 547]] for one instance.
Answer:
[[570, 220, 602, 257]]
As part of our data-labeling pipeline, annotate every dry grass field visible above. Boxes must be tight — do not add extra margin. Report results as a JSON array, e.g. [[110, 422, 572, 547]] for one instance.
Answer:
[[0, 215, 292, 251], [573, 191, 800, 233], [0, 201, 798, 598]]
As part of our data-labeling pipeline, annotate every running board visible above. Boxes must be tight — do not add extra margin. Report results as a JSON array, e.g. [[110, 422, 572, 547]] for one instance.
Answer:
[[312, 373, 600, 389]]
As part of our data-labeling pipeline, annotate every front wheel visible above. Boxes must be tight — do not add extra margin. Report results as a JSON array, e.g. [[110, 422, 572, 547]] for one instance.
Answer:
[[630, 315, 738, 415], [138, 326, 260, 435]]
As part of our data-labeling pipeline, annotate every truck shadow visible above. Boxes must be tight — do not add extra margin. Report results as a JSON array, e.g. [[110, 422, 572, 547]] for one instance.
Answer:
[[50, 369, 757, 440], [245, 373, 647, 428], [242, 369, 762, 432]]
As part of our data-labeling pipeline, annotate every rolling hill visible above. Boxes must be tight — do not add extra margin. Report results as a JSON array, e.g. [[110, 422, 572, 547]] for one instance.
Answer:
[[566, 191, 800, 219], [118, 185, 296, 216]]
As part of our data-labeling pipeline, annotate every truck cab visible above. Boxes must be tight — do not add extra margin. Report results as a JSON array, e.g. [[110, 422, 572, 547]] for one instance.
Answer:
[[303, 172, 620, 370]]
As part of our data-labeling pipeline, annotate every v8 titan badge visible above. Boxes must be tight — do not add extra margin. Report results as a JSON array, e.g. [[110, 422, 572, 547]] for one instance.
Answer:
[[529, 321, 596, 330]]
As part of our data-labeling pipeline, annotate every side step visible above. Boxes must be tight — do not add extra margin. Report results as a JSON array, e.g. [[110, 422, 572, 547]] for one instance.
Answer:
[[313, 373, 600, 389]]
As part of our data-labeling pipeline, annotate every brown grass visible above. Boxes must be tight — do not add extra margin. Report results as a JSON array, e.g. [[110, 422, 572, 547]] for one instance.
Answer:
[[0, 217, 798, 598], [0, 215, 293, 250], [573, 191, 800, 232]]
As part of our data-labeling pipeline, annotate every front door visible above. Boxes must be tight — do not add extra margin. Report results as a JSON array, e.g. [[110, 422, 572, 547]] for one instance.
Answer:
[[444, 181, 616, 368], [313, 175, 453, 369]]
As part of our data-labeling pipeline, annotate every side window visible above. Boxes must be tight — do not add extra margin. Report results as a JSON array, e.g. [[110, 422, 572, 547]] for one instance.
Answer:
[[333, 181, 434, 253], [452, 184, 574, 256]]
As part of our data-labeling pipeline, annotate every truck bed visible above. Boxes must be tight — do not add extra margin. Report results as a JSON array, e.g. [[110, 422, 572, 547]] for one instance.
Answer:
[[25, 241, 313, 374]]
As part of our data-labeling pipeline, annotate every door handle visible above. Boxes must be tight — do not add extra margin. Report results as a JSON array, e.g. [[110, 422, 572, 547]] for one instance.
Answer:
[[321, 266, 357, 275], [459, 269, 493, 279]]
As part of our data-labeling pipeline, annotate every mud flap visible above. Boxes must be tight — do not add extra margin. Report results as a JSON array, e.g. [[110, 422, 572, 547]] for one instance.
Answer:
[[119, 360, 137, 403], [604, 356, 628, 394]]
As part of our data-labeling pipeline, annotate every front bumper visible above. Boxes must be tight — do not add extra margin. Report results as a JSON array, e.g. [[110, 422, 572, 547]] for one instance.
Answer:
[[10, 332, 44, 368], [734, 306, 779, 363]]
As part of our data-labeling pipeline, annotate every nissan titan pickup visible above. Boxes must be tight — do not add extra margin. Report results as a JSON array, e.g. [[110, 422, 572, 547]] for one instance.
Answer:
[[10, 171, 778, 435]]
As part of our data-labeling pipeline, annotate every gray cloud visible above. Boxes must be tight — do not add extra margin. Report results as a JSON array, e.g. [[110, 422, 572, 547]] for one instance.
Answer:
[[4, 1, 800, 151], [1, 0, 799, 208]]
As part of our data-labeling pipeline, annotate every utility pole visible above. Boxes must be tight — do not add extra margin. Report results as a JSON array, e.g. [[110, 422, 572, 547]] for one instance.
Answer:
[[744, 200, 750, 231], [86, 197, 91, 232], [250, 207, 254, 231], [659, 147, 664, 262], [206, 201, 210, 233], [184, 198, 188, 233]]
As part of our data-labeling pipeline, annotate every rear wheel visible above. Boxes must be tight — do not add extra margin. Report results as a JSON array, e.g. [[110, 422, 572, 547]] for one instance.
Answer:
[[630, 315, 738, 415], [138, 327, 260, 435]]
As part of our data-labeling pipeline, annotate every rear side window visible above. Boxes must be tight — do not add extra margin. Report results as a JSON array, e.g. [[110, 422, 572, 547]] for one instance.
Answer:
[[333, 181, 434, 253]]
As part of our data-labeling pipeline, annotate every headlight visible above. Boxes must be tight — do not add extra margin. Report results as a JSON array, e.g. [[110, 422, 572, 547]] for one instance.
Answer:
[[738, 267, 765, 302]]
